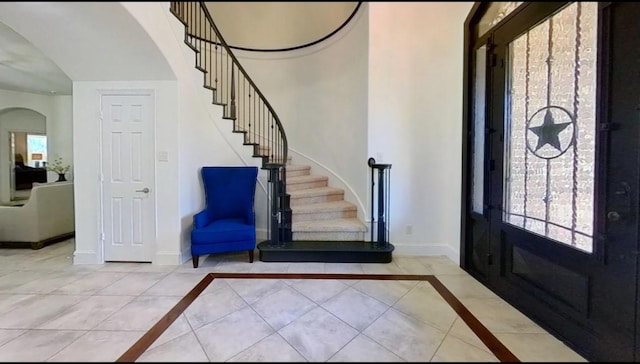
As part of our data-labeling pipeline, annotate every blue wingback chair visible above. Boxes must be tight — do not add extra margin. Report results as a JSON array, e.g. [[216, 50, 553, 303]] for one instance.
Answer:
[[190, 166, 259, 268]]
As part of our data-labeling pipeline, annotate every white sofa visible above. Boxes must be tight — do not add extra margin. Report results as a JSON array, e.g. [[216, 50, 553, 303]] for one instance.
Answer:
[[0, 182, 75, 249]]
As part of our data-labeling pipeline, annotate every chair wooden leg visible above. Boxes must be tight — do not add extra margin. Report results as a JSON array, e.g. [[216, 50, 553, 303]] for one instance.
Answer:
[[248, 249, 254, 263], [192, 255, 199, 268]]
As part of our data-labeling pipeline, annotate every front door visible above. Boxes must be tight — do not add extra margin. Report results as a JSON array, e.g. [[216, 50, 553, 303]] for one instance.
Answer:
[[464, 2, 639, 361], [100, 92, 156, 262]]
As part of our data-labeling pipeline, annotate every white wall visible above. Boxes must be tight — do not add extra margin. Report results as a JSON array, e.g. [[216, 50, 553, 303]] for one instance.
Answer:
[[233, 3, 370, 220], [49, 95, 73, 182], [121, 2, 272, 262], [368, 2, 473, 262]]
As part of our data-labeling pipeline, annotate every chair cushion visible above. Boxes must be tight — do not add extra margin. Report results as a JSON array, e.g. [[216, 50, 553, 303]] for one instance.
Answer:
[[191, 218, 255, 245]]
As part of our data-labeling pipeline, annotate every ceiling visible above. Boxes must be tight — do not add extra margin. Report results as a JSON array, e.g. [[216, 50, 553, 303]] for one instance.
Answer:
[[0, 21, 72, 96], [206, 2, 359, 50], [0, 2, 359, 96]]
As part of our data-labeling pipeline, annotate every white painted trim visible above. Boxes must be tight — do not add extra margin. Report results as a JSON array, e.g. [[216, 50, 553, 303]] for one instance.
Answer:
[[181, 246, 191, 265], [154, 251, 183, 265], [391, 243, 460, 264], [288, 148, 368, 223], [97, 88, 156, 263], [72, 250, 102, 265]]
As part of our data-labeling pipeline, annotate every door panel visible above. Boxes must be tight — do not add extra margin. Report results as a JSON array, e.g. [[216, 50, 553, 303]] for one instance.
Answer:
[[465, 2, 639, 361], [101, 93, 156, 262]]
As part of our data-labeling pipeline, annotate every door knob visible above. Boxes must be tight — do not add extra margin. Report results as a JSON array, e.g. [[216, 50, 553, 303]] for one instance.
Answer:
[[136, 187, 150, 193]]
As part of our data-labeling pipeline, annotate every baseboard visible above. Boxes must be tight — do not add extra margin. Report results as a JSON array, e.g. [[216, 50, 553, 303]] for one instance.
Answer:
[[154, 251, 185, 265], [256, 228, 268, 241], [73, 250, 102, 264], [391, 243, 460, 265]]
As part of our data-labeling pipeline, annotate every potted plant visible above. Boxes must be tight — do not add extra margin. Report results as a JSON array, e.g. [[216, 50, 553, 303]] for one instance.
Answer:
[[46, 157, 71, 182]]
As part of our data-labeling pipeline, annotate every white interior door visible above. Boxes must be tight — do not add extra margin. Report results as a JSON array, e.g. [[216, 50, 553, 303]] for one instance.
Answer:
[[101, 92, 155, 262]]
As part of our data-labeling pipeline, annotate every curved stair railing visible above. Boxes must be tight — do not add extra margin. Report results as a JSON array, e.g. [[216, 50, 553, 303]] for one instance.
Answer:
[[169, 2, 292, 244]]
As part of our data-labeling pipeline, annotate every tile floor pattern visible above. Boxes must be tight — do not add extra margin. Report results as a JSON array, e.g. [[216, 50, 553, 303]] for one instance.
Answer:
[[0, 239, 587, 362]]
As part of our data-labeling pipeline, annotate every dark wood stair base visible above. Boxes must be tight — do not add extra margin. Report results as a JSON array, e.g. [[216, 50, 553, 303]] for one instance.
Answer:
[[257, 240, 394, 263]]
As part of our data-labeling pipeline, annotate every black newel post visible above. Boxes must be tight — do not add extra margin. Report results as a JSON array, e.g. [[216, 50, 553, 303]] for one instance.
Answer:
[[368, 158, 391, 247], [267, 165, 281, 246]]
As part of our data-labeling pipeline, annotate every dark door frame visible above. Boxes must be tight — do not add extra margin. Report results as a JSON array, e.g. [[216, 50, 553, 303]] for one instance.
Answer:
[[460, 2, 639, 362]]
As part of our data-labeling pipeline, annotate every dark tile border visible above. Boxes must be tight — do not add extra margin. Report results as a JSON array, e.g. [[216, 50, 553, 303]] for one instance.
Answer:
[[117, 273, 519, 362]]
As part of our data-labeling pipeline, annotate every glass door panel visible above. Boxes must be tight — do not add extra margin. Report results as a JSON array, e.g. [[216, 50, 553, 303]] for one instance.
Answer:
[[502, 2, 597, 253]]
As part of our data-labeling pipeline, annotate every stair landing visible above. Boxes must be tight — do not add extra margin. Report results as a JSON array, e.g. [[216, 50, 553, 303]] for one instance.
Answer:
[[257, 240, 394, 263]]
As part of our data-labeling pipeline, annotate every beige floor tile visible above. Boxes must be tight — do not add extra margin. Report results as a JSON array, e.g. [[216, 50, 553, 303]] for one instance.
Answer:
[[392, 256, 433, 274], [194, 306, 274, 361], [351, 279, 418, 306], [321, 287, 389, 331], [251, 285, 317, 330], [137, 331, 209, 362], [495, 332, 588, 362], [0, 294, 86, 329], [225, 278, 287, 304], [278, 306, 359, 362], [363, 308, 447, 362], [461, 297, 547, 334], [228, 333, 307, 362], [392, 281, 457, 332], [291, 279, 348, 303], [432, 335, 499, 362], [97, 272, 169, 296], [183, 283, 247, 330], [0, 329, 25, 347], [436, 274, 500, 300], [48, 330, 145, 362], [142, 272, 208, 297], [93, 295, 181, 331], [37, 295, 136, 330], [328, 333, 405, 362], [447, 317, 492, 353], [0, 329, 85, 362], [360, 262, 404, 275], [52, 271, 128, 295]]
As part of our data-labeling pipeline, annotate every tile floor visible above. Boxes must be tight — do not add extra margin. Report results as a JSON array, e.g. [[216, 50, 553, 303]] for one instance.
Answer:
[[0, 239, 587, 362]]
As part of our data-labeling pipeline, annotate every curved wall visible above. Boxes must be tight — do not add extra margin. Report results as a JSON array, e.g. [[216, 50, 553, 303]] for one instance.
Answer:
[[235, 3, 370, 221], [207, 2, 359, 50]]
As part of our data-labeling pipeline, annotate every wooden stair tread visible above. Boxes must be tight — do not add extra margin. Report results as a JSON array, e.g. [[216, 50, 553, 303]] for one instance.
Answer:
[[288, 186, 344, 198], [287, 175, 328, 183], [291, 200, 357, 213], [292, 218, 367, 232]]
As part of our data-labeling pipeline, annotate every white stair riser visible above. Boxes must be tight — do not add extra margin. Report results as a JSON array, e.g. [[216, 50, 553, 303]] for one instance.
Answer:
[[292, 209, 357, 223], [290, 193, 344, 206], [287, 180, 328, 191], [292, 231, 366, 241]]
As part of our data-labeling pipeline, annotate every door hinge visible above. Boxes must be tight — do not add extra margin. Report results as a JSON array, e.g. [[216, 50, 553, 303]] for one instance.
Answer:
[[100, 232, 105, 241]]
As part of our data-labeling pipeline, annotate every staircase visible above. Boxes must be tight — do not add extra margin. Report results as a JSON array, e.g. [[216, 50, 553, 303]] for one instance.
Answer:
[[287, 158, 367, 241], [169, 2, 393, 263]]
